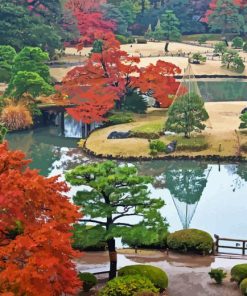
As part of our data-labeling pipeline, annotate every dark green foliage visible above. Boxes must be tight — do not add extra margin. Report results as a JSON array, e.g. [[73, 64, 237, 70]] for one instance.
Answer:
[[99, 275, 159, 296], [102, 4, 128, 35], [209, 268, 227, 284], [222, 49, 245, 72], [239, 113, 247, 129], [0, 123, 8, 143], [240, 278, 247, 296], [150, 140, 166, 152], [167, 229, 214, 254], [71, 224, 107, 251], [123, 93, 148, 114], [118, 265, 168, 291], [0, 45, 16, 83], [191, 53, 206, 64], [231, 264, 247, 284], [243, 43, 247, 52], [137, 38, 148, 44], [66, 161, 166, 279], [4, 47, 54, 99], [91, 40, 104, 54], [131, 132, 160, 140], [122, 224, 169, 249], [198, 35, 208, 45], [5, 71, 54, 99], [165, 93, 209, 138], [232, 37, 244, 49], [208, 0, 245, 36], [160, 10, 181, 42], [116, 35, 130, 44], [78, 272, 97, 292], [214, 42, 227, 56], [0, 2, 63, 55], [108, 113, 134, 125]]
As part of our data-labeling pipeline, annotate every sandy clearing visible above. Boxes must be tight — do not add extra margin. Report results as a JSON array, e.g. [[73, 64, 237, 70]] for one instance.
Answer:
[[85, 102, 247, 158]]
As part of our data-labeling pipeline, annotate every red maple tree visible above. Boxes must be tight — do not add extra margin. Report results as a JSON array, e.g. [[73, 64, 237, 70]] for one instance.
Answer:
[[202, 0, 247, 22], [65, 0, 115, 46], [61, 33, 181, 123], [0, 143, 81, 296]]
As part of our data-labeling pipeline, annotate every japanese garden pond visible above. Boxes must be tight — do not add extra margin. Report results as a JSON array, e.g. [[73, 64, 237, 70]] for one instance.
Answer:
[[7, 125, 247, 249]]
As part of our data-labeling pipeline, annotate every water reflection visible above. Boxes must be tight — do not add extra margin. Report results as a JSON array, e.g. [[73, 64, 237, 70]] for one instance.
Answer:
[[163, 162, 210, 229], [198, 80, 247, 102]]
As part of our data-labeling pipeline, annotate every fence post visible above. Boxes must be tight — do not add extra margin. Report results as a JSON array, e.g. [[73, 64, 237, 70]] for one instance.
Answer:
[[214, 235, 219, 255], [243, 242, 245, 256]]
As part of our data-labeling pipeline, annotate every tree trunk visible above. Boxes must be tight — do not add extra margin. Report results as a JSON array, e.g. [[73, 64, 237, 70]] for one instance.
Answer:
[[165, 42, 169, 52], [107, 238, 117, 280]]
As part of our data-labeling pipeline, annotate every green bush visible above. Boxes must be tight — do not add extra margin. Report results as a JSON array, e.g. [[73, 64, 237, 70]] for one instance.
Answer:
[[78, 272, 97, 292], [150, 140, 166, 152], [99, 275, 158, 296], [208, 268, 227, 284], [243, 43, 247, 52], [116, 35, 134, 44], [198, 35, 208, 45], [137, 38, 147, 44], [71, 224, 107, 251], [131, 131, 160, 140], [232, 37, 244, 48], [118, 265, 168, 291], [240, 278, 247, 295], [123, 92, 148, 114], [108, 113, 133, 125], [167, 229, 213, 254], [231, 264, 247, 284]]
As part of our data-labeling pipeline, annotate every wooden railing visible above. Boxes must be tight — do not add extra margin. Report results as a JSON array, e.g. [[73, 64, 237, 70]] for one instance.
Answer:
[[214, 235, 247, 256]]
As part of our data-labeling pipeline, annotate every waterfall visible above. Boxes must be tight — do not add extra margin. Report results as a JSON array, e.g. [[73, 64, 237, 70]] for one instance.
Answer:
[[64, 115, 83, 138]]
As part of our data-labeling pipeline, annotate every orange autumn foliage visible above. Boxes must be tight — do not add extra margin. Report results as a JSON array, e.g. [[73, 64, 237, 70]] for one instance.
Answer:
[[61, 33, 181, 122], [0, 143, 81, 295]]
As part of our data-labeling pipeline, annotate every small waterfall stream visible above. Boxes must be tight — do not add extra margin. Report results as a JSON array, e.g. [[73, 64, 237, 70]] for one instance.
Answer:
[[64, 115, 84, 138]]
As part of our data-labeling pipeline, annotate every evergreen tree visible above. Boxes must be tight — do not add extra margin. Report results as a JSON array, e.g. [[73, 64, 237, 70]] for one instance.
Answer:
[[208, 0, 245, 36], [165, 93, 209, 138], [160, 10, 181, 52], [66, 161, 166, 280]]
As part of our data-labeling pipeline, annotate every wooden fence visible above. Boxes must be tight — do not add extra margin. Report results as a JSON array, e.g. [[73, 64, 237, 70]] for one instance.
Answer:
[[214, 234, 247, 256]]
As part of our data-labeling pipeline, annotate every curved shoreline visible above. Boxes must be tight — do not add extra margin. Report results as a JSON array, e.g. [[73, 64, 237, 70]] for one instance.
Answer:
[[84, 138, 247, 163]]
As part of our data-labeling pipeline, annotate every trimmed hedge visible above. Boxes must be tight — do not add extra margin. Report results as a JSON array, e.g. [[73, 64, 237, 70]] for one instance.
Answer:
[[231, 264, 247, 284], [240, 278, 247, 295], [78, 272, 97, 292], [99, 275, 158, 296], [108, 113, 134, 125], [150, 140, 166, 152], [137, 38, 147, 44], [118, 265, 168, 291], [167, 229, 213, 254]]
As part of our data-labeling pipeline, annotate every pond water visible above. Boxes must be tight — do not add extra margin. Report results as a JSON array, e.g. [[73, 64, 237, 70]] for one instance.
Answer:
[[198, 80, 247, 102], [7, 126, 247, 250]]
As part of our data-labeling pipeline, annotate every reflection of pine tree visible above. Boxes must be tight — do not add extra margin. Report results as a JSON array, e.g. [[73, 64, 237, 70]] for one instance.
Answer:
[[164, 162, 209, 229]]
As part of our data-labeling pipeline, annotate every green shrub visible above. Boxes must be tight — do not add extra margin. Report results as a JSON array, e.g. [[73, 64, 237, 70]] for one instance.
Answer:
[[240, 278, 247, 295], [243, 43, 247, 52], [131, 131, 160, 140], [123, 92, 148, 114], [232, 37, 244, 48], [71, 224, 107, 251], [108, 113, 133, 125], [99, 275, 158, 296], [78, 272, 97, 292], [198, 35, 208, 45], [167, 229, 213, 254], [231, 264, 247, 284], [137, 38, 147, 44], [116, 35, 132, 44], [118, 265, 168, 291], [208, 268, 227, 284], [150, 140, 166, 152]]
